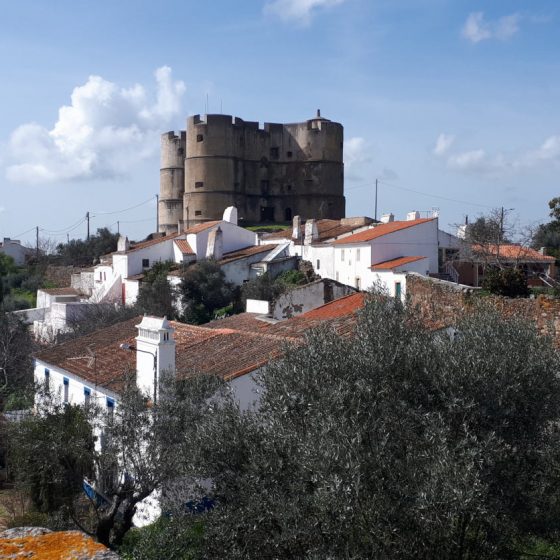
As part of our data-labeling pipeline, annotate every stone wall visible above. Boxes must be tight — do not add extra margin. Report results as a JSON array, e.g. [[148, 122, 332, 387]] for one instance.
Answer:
[[44, 265, 86, 288], [406, 273, 560, 344]]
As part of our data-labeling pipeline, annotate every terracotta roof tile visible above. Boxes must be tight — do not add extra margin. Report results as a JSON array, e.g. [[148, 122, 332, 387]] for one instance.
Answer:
[[333, 219, 436, 245], [472, 243, 555, 263], [35, 293, 368, 392], [183, 221, 220, 234], [174, 239, 195, 255], [371, 256, 427, 270], [218, 244, 277, 265], [264, 219, 367, 243], [126, 232, 182, 253]]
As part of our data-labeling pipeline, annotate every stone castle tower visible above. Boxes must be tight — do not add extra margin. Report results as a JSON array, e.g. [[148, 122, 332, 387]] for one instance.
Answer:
[[158, 111, 345, 234]]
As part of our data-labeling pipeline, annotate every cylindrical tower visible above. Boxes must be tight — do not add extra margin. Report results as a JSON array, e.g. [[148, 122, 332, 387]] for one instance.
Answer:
[[158, 131, 186, 234]]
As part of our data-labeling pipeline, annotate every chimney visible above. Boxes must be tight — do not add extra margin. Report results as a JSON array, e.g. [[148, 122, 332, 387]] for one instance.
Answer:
[[206, 227, 224, 260], [292, 215, 302, 240], [134, 316, 175, 403], [117, 235, 130, 252], [223, 206, 238, 225], [304, 219, 318, 245], [540, 247, 547, 256], [407, 211, 421, 221], [317, 109, 321, 118], [380, 213, 394, 224]]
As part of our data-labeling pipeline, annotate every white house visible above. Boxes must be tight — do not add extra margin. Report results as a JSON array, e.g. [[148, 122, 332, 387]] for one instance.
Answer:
[[0, 237, 34, 265], [264, 212, 457, 300], [75, 207, 294, 307]]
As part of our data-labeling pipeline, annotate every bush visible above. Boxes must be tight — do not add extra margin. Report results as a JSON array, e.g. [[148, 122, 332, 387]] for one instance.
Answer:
[[6, 511, 49, 529], [482, 267, 529, 297]]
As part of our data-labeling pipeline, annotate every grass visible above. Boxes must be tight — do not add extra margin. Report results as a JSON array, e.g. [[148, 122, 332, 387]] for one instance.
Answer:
[[245, 224, 290, 233]]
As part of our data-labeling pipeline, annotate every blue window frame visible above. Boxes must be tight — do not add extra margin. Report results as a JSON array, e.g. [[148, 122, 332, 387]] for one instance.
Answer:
[[106, 397, 115, 409], [63, 377, 69, 402], [84, 387, 91, 396], [63, 377, 69, 386]]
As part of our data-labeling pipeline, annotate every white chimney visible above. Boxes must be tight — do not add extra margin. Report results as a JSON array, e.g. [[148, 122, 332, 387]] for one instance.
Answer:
[[117, 235, 130, 252], [380, 213, 394, 224], [407, 211, 421, 221], [223, 206, 238, 225], [134, 316, 175, 403], [206, 226, 224, 260], [304, 219, 319, 245], [292, 215, 302, 240]]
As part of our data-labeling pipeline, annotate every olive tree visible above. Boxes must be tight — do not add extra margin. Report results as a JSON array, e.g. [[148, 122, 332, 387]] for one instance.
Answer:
[[155, 298, 560, 560]]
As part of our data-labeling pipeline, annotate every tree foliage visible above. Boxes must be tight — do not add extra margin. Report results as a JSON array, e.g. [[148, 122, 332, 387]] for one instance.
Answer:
[[56, 228, 119, 266], [531, 198, 560, 260], [178, 260, 236, 324], [0, 311, 35, 409], [149, 298, 560, 559], [136, 262, 177, 319], [481, 267, 530, 297]]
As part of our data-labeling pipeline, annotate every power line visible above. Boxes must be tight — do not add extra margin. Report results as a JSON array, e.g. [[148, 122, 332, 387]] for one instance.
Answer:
[[346, 178, 495, 210], [91, 195, 156, 217]]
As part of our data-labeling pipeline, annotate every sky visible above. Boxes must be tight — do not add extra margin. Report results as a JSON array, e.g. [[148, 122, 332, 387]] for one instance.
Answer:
[[1, 0, 559, 245]]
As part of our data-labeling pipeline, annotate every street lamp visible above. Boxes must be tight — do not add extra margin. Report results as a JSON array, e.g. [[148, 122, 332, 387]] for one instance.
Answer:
[[119, 343, 158, 405]]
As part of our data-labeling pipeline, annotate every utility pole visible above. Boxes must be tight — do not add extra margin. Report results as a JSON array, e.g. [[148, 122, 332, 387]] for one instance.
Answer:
[[86, 212, 90, 240], [155, 194, 159, 233], [117, 221, 120, 235], [36, 226, 39, 260], [374, 179, 378, 221], [67, 233, 70, 244]]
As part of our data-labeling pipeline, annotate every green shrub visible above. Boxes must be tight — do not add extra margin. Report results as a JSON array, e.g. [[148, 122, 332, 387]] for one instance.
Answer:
[[481, 267, 529, 298], [7, 511, 49, 529]]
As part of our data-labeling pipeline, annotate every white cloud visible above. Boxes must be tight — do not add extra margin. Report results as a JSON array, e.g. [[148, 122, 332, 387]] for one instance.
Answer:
[[5, 66, 185, 184], [433, 133, 455, 156], [440, 134, 560, 176], [462, 12, 521, 43], [264, 0, 347, 25], [344, 137, 372, 167]]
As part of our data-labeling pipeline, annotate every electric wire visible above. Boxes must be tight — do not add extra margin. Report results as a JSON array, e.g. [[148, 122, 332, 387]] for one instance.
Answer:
[[91, 195, 156, 217]]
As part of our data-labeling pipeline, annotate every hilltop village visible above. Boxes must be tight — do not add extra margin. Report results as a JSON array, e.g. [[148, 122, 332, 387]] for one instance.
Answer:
[[2, 112, 560, 558]]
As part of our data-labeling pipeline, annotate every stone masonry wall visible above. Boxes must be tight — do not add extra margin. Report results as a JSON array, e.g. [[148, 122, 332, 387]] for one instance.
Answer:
[[406, 273, 560, 345]]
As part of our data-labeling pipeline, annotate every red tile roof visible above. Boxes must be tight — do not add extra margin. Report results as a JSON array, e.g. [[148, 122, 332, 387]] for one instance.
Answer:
[[35, 293, 368, 391], [218, 244, 277, 265], [264, 219, 367, 243], [174, 239, 195, 255], [371, 256, 427, 270], [183, 221, 220, 234], [472, 244, 555, 263], [333, 219, 436, 245]]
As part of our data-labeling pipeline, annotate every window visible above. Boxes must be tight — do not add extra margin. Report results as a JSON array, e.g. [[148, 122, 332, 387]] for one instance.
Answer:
[[341, 249, 345, 262], [284, 208, 292, 221], [260, 206, 274, 222], [355, 277, 361, 290], [195, 210, 202, 216], [44, 368, 50, 392], [260, 180, 270, 192], [142, 259, 150, 268], [395, 282, 402, 300], [316, 259, 320, 270], [63, 377, 69, 403], [106, 397, 115, 416], [287, 184, 292, 191], [356, 249, 361, 262], [195, 181, 204, 188], [287, 151, 293, 158], [270, 147, 279, 159], [196, 134, 204, 142], [84, 387, 91, 404]]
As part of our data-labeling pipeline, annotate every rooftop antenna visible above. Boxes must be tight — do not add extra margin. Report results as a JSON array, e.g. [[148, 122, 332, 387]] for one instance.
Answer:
[[205, 93, 209, 114]]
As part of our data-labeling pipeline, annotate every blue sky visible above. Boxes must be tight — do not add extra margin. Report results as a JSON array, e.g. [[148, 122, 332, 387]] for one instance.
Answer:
[[1, 0, 559, 245]]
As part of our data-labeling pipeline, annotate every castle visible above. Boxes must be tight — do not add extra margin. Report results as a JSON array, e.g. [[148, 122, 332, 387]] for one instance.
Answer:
[[158, 111, 345, 234]]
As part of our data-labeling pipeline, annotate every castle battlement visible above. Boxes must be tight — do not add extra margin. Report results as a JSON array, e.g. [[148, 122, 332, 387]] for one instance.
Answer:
[[158, 112, 345, 234]]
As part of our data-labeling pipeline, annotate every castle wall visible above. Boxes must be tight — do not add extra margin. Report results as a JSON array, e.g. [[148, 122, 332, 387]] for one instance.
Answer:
[[174, 113, 345, 228]]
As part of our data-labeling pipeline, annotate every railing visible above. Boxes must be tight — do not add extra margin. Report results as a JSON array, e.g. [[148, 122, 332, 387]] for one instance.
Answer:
[[444, 261, 459, 283]]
